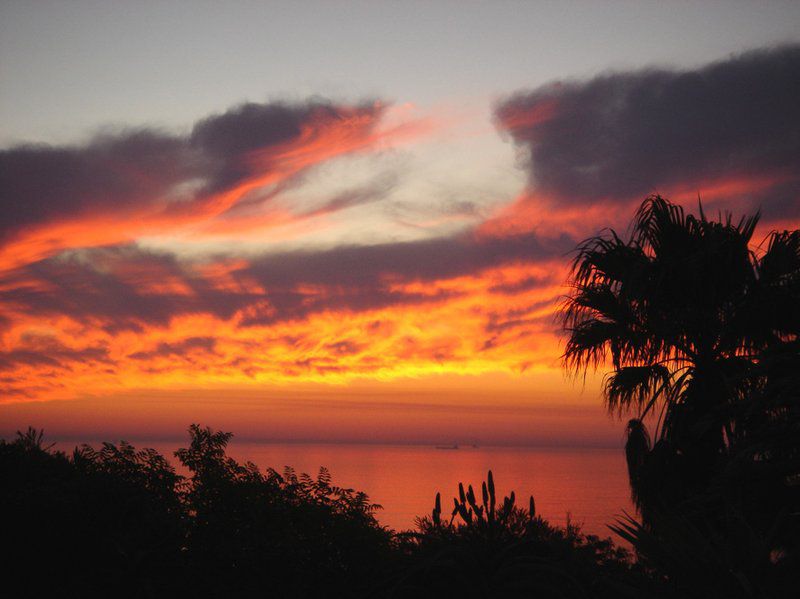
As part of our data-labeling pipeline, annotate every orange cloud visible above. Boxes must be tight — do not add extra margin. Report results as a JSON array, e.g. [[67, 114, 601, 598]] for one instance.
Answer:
[[478, 170, 800, 243], [0, 254, 568, 403], [4, 46, 800, 426], [0, 100, 436, 273]]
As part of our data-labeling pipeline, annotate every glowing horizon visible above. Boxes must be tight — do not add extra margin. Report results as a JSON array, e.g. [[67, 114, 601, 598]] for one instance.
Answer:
[[1, 6, 799, 443]]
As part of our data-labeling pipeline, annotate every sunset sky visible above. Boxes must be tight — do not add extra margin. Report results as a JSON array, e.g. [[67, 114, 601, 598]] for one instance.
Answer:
[[1, 1, 799, 445]]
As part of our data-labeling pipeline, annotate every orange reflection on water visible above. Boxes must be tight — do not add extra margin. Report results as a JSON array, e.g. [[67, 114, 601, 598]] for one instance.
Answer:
[[98, 440, 633, 540]]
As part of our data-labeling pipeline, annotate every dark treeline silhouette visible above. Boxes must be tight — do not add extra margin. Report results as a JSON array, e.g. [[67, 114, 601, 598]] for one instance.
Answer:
[[563, 196, 800, 596], [2, 197, 798, 598], [2, 425, 649, 599], [1, 425, 392, 598]]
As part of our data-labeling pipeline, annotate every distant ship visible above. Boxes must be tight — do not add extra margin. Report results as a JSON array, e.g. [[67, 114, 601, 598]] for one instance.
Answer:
[[434, 444, 459, 450]]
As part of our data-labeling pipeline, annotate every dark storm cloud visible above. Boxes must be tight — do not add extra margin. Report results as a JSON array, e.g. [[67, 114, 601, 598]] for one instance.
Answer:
[[189, 100, 379, 193], [2, 230, 571, 329], [0, 131, 189, 242], [243, 228, 570, 288], [236, 231, 567, 325], [497, 45, 800, 214], [0, 336, 110, 372], [1, 246, 257, 330], [0, 99, 382, 242], [128, 337, 218, 361]]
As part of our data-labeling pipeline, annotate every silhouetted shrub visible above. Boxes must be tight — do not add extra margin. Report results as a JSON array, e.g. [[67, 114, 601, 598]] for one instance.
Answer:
[[1, 427, 186, 598], [175, 424, 394, 598], [375, 471, 653, 599], [0, 425, 392, 599]]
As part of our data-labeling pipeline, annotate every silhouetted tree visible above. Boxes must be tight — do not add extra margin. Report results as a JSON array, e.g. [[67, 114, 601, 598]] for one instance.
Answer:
[[0, 425, 393, 599], [175, 424, 393, 598], [562, 196, 800, 591], [0, 428, 187, 598], [4, 426, 662, 598]]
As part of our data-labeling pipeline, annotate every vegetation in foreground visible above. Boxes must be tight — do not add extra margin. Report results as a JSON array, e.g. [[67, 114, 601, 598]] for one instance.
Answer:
[[1, 420, 796, 598], [2, 425, 653, 599]]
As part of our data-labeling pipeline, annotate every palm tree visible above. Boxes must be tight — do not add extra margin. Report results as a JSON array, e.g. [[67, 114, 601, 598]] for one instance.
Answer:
[[561, 196, 800, 528]]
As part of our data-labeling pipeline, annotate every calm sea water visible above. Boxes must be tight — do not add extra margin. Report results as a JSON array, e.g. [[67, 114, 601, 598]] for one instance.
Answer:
[[78, 440, 633, 539]]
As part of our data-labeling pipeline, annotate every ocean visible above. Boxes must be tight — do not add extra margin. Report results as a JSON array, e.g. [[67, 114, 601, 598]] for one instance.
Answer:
[[69, 440, 633, 539]]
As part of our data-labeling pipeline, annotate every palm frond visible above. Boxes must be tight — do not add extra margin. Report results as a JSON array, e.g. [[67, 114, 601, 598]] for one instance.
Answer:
[[604, 364, 671, 414]]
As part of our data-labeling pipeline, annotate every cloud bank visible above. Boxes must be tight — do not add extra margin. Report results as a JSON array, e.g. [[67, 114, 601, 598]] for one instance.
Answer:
[[2, 47, 799, 402], [495, 44, 800, 222], [0, 99, 389, 267]]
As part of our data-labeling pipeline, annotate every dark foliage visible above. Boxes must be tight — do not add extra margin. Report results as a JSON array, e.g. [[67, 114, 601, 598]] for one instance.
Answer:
[[562, 196, 800, 595], [1, 427, 652, 598], [174, 425, 393, 598], [1, 427, 187, 598], [377, 471, 653, 599], [0, 425, 391, 599], [611, 508, 797, 599]]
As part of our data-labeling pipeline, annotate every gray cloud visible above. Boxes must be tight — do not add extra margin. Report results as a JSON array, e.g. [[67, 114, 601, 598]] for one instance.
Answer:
[[1, 230, 571, 330], [496, 45, 800, 219], [128, 337, 218, 361], [189, 100, 378, 194], [0, 131, 188, 243], [2, 246, 253, 331], [245, 230, 567, 287], [0, 99, 382, 243], [0, 336, 110, 372]]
